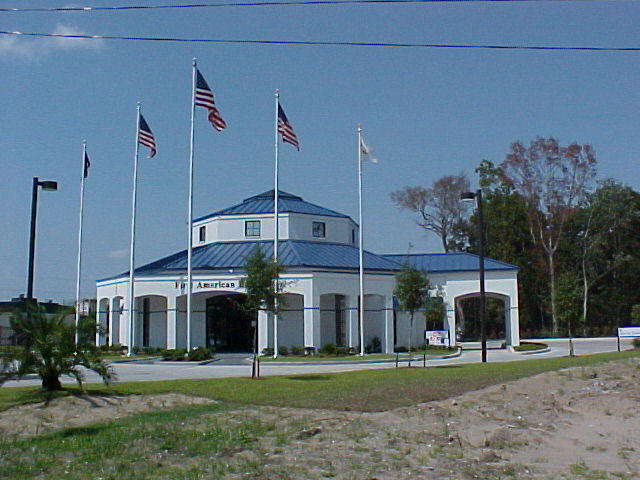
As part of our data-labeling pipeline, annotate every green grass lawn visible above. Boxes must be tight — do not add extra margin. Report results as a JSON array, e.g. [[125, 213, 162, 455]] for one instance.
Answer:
[[1, 350, 639, 480], [2, 349, 638, 413]]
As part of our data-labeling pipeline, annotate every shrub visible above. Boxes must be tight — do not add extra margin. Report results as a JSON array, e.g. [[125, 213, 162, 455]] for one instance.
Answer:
[[109, 344, 126, 353], [160, 349, 188, 361], [187, 347, 214, 361], [262, 347, 274, 357], [367, 336, 382, 353], [632, 338, 640, 349], [278, 345, 289, 356], [336, 347, 348, 356], [394, 346, 408, 353], [320, 343, 337, 355], [291, 346, 306, 356], [0, 305, 112, 391]]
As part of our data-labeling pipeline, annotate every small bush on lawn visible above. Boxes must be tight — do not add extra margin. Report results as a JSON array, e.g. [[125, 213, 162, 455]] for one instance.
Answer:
[[320, 343, 337, 355], [262, 347, 274, 357], [632, 338, 640, 349], [394, 346, 408, 353], [278, 345, 288, 356], [366, 336, 382, 353], [291, 346, 306, 356], [161, 349, 188, 361], [187, 347, 214, 361]]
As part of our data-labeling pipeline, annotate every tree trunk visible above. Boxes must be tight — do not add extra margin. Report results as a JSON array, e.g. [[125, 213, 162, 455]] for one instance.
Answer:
[[549, 251, 558, 336], [582, 255, 589, 337], [42, 373, 62, 391]]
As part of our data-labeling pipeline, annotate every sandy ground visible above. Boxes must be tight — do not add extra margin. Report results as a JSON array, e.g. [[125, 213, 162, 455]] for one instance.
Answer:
[[1, 359, 639, 479]]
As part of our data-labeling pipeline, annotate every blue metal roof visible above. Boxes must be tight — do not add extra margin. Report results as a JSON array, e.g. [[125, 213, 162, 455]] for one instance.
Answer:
[[103, 240, 400, 280], [382, 253, 518, 272], [194, 190, 350, 222]]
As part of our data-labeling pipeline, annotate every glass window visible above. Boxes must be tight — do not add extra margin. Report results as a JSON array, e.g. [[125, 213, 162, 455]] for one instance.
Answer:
[[199, 226, 206, 243], [313, 221, 326, 238], [245, 220, 261, 237]]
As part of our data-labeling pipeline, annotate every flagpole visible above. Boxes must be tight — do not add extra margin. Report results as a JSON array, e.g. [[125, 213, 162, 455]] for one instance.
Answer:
[[273, 90, 280, 359], [357, 124, 365, 356], [186, 58, 197, 353], [75, 141, 87, 347], [127, 103, 142, 357]]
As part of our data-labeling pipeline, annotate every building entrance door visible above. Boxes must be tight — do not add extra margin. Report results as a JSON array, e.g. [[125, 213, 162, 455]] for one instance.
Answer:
[[206, 294, 255, 352]]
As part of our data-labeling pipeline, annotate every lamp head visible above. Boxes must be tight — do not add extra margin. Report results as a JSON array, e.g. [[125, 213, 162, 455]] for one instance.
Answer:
[[460, 191, 476, 201], [40, 181, 58, 191]]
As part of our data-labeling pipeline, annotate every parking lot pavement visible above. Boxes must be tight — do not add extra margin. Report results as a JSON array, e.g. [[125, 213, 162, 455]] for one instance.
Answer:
[[2, 338, 634, 388]]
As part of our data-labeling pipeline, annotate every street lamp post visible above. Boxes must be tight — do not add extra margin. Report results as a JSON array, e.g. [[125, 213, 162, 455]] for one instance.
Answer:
[[26, 177, 58, 300], [461, 189, 487, 363]]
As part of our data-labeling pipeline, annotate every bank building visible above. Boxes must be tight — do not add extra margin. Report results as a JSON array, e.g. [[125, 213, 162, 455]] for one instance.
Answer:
[[96, 190, 520, 353]]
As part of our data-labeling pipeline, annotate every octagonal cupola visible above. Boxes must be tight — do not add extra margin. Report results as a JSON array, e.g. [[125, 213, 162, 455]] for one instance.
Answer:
[[192, 190, 359, 247]]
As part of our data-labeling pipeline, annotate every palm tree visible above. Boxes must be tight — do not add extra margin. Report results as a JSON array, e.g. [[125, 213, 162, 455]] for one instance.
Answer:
[[0, 304, 113, 391]]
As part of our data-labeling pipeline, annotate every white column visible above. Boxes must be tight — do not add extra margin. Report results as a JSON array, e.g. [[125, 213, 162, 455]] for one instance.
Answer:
[[507, 301, 520, 347], [303, 292, 320, 349], [258, 309, 269, 354], [166, 296, 177, 349], [107, 300, 114, 346], [446, 298, 457, 347], [347, 295, 359, 349], [383, 295, 394, 353]]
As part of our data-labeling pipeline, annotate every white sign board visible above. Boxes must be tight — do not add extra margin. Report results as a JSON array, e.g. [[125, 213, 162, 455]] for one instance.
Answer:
[[618, 327, 640, 338], [425, 330, 449, 346]]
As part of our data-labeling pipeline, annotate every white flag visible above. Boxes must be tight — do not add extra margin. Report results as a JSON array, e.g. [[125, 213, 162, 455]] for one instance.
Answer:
[[359, 136, 378, 163]]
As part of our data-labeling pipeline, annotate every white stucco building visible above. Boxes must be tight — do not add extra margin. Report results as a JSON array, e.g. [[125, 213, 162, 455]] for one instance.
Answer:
[[96, 190, 520, 353]]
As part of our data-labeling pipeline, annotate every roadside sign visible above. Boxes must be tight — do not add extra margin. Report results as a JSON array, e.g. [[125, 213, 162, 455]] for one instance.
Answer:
[[618, 327, 640, 338], [425, 330, 450, 346]]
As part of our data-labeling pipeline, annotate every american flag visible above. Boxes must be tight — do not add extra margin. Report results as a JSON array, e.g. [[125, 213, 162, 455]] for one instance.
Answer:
[[195, 69, 226, 131], [277, 103, 299, 150], [83, 151, 91, 178], [138, 114, 156, 158]]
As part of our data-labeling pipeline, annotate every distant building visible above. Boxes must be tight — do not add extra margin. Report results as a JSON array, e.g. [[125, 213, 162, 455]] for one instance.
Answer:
[[96, 190, 520, 352], [0, 297, 69, 345]]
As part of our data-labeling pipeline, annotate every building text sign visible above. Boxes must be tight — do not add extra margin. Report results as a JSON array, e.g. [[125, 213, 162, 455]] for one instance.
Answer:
[[174, 280, 239, 291]]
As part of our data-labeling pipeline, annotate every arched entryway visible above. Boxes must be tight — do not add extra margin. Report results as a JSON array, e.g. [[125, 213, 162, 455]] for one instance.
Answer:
[[206, 294, 255, 352], [455, 293, 509, 342]]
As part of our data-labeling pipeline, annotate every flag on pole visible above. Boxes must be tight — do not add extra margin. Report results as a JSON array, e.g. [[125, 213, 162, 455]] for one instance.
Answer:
[[83, 151, 91, 178], [277, 103, 299, 150], [359, 135, 378, 163], [138, 114, 157, 158], [195, 69, 226, 131]]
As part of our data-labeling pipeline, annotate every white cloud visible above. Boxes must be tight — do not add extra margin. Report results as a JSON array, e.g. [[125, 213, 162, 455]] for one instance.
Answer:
[[108, 248, 129, 259], [0, 23, 104, 59]]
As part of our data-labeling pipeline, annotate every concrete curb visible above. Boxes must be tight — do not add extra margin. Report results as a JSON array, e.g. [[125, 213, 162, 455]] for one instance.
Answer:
[[255, 348, 463, 365], [510, 346, 551, 355]]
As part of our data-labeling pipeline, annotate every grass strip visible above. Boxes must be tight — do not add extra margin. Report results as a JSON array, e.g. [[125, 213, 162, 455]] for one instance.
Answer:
[[3, 349, 638, 413], [0, 403, 277, 480]]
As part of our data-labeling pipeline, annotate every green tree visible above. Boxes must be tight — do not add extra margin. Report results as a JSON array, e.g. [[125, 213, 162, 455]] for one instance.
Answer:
[[424, 287, 447, 332], [500, 138, 597, 336], [0, 305, 113, 391], [390, 174, 470, 252], [394, 266, 430, 356], [240, 245, 284, 370], [241, 245, 283, 315], [462, 160, 546, 335]]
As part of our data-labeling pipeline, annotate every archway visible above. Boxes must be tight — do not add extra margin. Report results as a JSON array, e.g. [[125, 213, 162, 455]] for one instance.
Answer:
[[206, 294, 255, 352], [97, 298, 110, 346], [455, 293, 509, 342]]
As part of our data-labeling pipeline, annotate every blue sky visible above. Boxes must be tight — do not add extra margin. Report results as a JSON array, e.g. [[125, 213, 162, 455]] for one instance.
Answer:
[[1, 0, 639, 302]]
